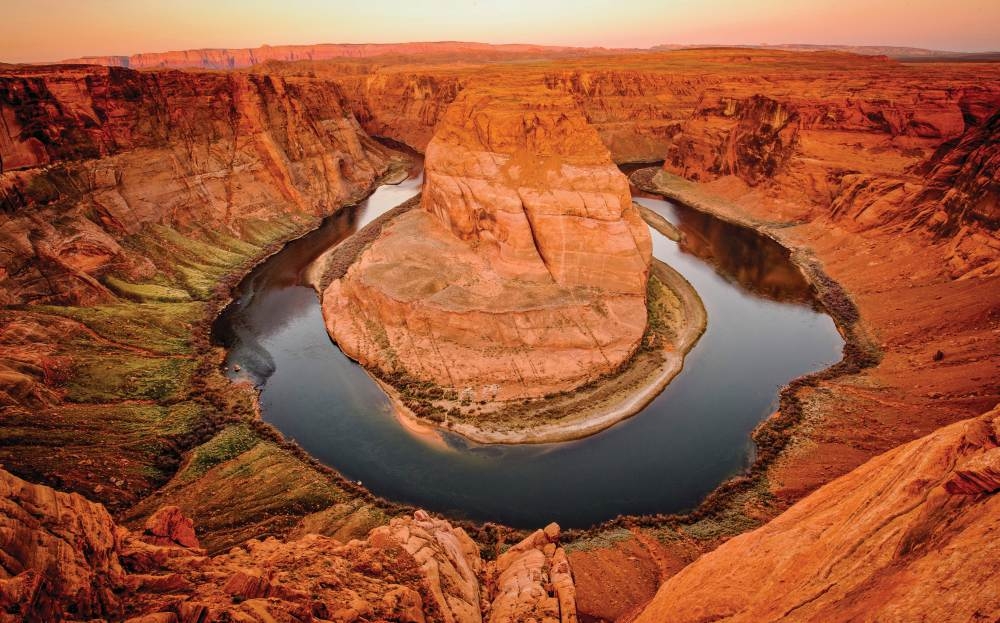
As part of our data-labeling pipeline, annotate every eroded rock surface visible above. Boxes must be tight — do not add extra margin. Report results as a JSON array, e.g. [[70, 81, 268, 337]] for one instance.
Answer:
[[1, 468, 580, 622], [633, 405, 1000, 623], [323, 87, 651, 403], [485, 522, 577, 623]]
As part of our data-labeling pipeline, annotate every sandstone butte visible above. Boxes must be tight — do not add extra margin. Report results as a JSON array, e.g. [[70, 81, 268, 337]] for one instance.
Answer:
[[1, 46, 999, 621], [322, 87, 653, 408]]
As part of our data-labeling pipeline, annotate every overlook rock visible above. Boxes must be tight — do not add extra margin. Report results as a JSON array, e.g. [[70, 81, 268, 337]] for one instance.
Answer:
[[634, 405, 1000, 623], [322, 88, 652, 402]]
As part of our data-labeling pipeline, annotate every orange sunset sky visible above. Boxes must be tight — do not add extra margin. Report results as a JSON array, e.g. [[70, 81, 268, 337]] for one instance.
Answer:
[[3, 0, 999, 63]]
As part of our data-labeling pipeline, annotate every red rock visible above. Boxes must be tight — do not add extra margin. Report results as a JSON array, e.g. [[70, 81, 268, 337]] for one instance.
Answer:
[[486, 522, 577, 623], [0, 468, 126, 620], [61, 41, 634, 70], [633, 406, 1000, 622], [0, 468, 580, 622], [323, 87, 651, 402], [143, 506, 200, 550]]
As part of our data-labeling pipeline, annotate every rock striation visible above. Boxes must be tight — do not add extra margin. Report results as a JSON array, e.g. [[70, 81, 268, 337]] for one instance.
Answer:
[[0, 468, 126, 620], [323, 87, 651, 403], [0, 63, 397, 515], [0, 66, 393, 306]]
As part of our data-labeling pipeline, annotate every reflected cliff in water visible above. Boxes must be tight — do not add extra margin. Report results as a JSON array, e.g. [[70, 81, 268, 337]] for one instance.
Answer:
[[623, 163, 815, 306]]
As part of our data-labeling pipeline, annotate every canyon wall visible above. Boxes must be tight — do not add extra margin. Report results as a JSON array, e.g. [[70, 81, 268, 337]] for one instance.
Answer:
[[322, 87, 651, 403], [0, 65, 393, 306], [314, 51, 999, 266], [0, 64, 398, 518]]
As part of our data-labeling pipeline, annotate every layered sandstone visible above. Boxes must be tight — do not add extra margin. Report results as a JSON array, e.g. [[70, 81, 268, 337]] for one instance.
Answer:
[[634, 405, 1000, 622], [0, 64, 397, 514], [0, 65, 393, 306], [2, 48, 1000, 623], [0, 467, 578, 622], [323, 88, 651, 403]]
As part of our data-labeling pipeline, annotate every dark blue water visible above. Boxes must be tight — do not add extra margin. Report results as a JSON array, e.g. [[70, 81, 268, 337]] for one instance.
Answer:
[[213, 168, 844, 528]]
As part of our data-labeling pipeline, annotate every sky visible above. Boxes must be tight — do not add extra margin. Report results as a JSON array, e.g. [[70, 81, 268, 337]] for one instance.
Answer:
[[3, 0, 999, 63]]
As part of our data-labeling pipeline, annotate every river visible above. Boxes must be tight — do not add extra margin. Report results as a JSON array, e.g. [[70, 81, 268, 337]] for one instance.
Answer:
[[212, 164, 844, 528]]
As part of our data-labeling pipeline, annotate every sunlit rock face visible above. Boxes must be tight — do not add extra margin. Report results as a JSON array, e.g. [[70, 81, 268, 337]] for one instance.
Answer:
[[323, 87, 652, 401], [0, 66, 393, 307], [634, 405, 1000, 623]]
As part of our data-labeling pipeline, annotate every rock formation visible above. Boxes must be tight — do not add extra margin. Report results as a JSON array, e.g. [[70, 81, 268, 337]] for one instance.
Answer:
[[485, 522, 577, 623], [0, 467, 577, 622], [323, 87, 651, 403], [0, 468, 126, 620], [633, 405, 1000, 622], [0, 66, 393, 306]]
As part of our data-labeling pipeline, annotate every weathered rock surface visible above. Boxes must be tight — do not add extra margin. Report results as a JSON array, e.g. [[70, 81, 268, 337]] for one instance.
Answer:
[[323, 87, 651, 401], [633, 405, 1000, 622], [0, 63, 396, 515], [485, 522, 577, 623], [0, 469, 126, 620], [0, 66, 393, 306], [1, 467, 578, 622], [370, 510, 484, 623]]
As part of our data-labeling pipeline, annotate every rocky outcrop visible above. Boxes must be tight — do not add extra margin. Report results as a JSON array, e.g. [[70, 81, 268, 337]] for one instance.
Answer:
[[0, 469, 126, 621], [140, 506, 200, 550], [1, 467, 577, 622], [370, 510, 484, 623], [485, 522, 577, 623], [322, 87, 651, 404], [633, 405, 1000, 622]]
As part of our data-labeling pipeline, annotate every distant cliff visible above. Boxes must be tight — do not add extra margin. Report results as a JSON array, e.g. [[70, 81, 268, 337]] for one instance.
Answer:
[[60, 41, 631, 70]]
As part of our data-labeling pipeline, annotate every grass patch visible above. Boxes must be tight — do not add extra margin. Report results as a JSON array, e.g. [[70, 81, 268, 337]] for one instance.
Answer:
[[66, 355, 195, 403], [239, 217, 304, 247], [35, 302, 203, 355], [181, 424, 260, 481], [644, 275, 682, 345], [104, 275, 192, 303], [564, 527, 634, 553]]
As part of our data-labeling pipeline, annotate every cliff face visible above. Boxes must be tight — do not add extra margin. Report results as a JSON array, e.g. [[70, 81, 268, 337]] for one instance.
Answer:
[[60, 41, 631, 70], [0, 66, 392, 306], [0, 64, 396, 516], [345, 71, 465, 151], [634, 405, 1000, 622], [323, 87, 651, 403], [0, 467, 577, 623]]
